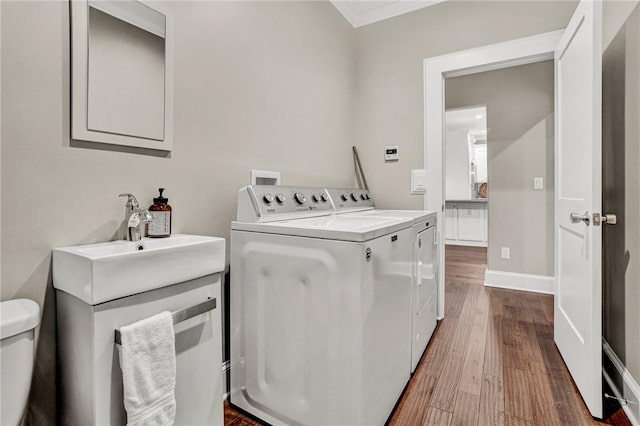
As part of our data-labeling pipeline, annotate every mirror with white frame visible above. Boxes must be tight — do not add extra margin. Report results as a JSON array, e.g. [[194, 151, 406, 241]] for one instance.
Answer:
[[71, 0, 174, 151]]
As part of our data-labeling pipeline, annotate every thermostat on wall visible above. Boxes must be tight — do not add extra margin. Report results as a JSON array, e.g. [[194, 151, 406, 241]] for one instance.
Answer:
[[385, 145, 399, 161]]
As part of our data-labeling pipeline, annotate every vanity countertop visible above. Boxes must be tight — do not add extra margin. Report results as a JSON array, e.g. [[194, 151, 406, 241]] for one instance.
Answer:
[[446, 199, 488, 203]]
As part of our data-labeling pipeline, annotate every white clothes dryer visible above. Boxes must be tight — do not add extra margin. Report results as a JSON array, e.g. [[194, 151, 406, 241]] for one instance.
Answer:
[[326, 188, 439, 373]]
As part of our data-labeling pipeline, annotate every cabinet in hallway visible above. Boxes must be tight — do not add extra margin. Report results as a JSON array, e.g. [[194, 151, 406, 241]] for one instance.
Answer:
[[445, 200, 487, 247]]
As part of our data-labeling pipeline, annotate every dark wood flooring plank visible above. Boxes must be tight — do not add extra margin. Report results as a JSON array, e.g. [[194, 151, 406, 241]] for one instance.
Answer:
[[504, 414, 532, 426], [478, 374, 505, 426], [503, 368, 532, 422], [420, 318, 459, 379], [459, 288, 489, 395], [424, 407, 453, 426], [483, 314, 504, 378], [451, 390, 480, 426], [389, 374, 438, 426], [429, 284, 478, 411], [445, 280, 470, 319]]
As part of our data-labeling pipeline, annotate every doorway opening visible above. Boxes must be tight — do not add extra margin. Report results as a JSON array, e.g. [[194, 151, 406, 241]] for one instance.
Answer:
[[444, 106, 488, 249], [424, 6, 607, 419]]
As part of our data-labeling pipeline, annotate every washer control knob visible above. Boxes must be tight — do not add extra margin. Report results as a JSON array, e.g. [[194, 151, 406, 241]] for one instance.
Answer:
[[312, 194, 320, 203], [321, 194, 329, 202], [360, 194, 367, 200], [294, 193, 306, 205], [341, 193, 349, 202], [263, 193, 274, 204], [350, 193, 359, 202], [365, 193, 371, 200], [275, 193, 286, 204]]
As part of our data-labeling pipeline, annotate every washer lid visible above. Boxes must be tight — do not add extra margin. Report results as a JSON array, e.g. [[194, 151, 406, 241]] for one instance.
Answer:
[[344, 209, 437, 224], [232, 215, 413, 242], [1, 299, 40, 340]]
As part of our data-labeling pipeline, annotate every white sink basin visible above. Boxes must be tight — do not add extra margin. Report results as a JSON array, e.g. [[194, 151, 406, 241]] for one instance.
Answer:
[[53, 234, 226, 305]]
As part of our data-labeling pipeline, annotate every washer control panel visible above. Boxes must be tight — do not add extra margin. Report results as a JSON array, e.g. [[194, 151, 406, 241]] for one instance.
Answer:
[[238, 186, 333, 222], [325, 188, 374, 211]]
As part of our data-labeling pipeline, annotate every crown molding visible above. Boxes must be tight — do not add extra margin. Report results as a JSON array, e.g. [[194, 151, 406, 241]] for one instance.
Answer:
[[331, 1, 447, 28]]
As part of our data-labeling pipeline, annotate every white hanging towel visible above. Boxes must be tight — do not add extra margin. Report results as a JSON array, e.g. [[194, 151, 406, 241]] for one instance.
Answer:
[[119, 311, 176, 426]]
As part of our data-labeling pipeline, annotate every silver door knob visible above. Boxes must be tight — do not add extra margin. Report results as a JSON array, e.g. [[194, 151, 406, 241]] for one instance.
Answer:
[[570, 212, 590, 225], [593, 213, 617, 226]]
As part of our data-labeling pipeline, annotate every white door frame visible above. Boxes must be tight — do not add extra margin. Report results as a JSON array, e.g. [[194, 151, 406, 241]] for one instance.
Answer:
[[423, 30, 564, 319]]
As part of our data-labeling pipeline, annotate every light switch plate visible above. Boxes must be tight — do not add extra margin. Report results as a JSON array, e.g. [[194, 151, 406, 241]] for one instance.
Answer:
[[385, 145, 399, 161], [411, 169, 427, 194], [534, 177, 544, 190]]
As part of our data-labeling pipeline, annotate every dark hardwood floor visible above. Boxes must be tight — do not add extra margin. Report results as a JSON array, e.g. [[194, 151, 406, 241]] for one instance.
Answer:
[[225, 245, 631, 426]]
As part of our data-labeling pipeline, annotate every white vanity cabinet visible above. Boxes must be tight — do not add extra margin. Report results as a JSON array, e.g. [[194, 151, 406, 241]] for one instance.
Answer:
[[445, 201, 488, 247], [53, 234, 226, 426], [56, 275, 224, 426]]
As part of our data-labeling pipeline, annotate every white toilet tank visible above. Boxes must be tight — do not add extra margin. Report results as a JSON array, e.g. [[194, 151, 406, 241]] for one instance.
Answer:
[[0, 299, 40, 426]]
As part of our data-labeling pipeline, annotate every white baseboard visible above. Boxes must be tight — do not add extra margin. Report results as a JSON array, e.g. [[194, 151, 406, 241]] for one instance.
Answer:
[[484, 269, 554, 294], [446, 240, 487, 248], [603, 340, 640, 425]]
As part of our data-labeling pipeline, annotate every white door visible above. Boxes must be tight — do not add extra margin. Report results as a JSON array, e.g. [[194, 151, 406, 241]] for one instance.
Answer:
[[554, 0, 603, 418]]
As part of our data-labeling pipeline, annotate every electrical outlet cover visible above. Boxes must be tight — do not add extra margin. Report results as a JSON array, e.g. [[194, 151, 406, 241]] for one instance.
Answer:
[[501, 247, 511, 259], [534, 177, 544, 190]]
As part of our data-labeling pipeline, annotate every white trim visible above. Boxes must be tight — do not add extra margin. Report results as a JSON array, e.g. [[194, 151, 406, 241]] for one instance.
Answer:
[[330, 0, 446, 28], [222, 360, 230, 400], [603, 340, 640, 425], [484, 269, 554, 295], [445, 240, 487, 248], [423, 30, 563, 319]]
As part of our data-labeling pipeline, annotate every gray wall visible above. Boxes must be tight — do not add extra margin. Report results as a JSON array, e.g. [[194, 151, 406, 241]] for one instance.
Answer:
[[1, 1, 355, 423], [445, 61, 555, 277], [354, 1, 576, 210], [602, 0, 640, 390]]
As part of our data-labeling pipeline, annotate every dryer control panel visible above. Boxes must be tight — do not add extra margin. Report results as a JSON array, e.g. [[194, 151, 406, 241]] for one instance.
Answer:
[[237, 186, 333, 223], [325, 188, 375, 212]]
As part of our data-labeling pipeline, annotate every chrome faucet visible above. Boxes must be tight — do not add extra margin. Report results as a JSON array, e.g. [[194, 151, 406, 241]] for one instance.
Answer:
[[119, 193, 154, 242]]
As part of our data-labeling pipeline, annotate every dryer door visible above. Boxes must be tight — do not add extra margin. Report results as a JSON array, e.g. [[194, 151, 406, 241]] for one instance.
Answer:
[[416, 226, 437, 314], [412, 225, 438, 372]]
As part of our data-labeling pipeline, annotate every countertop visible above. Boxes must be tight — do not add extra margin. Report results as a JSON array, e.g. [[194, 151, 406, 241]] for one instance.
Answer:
[[446, 199, 488, 204]]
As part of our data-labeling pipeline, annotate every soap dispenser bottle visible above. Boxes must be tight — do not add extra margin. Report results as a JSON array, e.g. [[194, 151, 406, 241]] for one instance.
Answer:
[[147, 188, 172, 238]]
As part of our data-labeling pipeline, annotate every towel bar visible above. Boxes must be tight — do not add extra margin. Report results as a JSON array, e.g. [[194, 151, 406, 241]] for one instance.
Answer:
[[114, 298, 217, 345]]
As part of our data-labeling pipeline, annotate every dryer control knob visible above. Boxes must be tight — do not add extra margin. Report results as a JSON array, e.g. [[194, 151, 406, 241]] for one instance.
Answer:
[[350, 193, 359, 202], [275, 193, 286, 204], [360, 194, 367, 200], [321, 194, 329, 202], [294, 193, 306, 205], [312, 194, 320, 203], [263, 193, 274, 204], [341, 193, 349, 202]]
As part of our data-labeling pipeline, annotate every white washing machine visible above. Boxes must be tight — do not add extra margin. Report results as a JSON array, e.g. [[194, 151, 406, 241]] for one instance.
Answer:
[[325, 188, 439, 373], [230, 186, 413, 426]]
